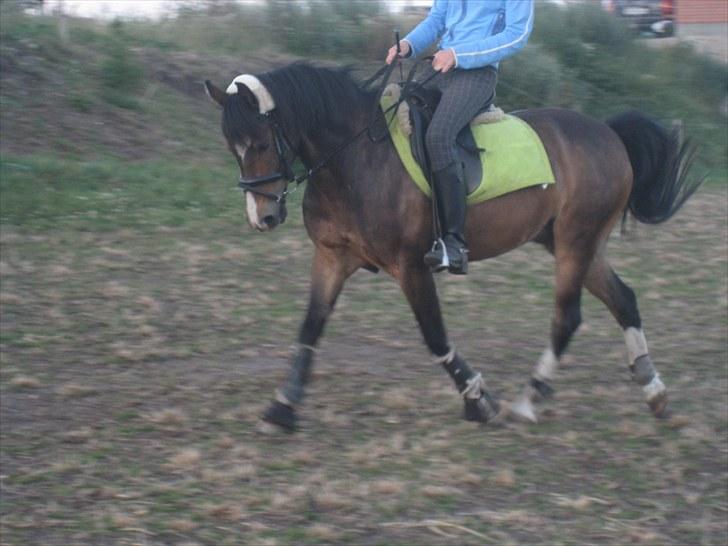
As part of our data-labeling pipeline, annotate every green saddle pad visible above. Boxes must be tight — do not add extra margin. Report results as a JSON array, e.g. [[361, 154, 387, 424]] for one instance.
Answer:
[[380, 94, 556, 205]]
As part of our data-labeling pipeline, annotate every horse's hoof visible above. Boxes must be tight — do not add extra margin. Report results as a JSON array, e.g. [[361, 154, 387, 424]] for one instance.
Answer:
[[510, 395, 538, 423], [262, 400, 297, 432], [463, 391, 500, 424], [648, 391, 670, 419]]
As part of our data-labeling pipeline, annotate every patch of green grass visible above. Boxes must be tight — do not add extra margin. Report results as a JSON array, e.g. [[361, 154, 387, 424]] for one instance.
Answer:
[[0, 154, 246, 231], [114, 410, 139, 422], [705, 167, 728, 187], [103, 91, 143, 111], [98, 33, 146, 110], [7, 470, 52, 485], [67, 93, 95, 113]]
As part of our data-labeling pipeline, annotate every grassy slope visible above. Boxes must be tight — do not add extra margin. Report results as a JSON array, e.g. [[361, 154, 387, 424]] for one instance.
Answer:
[[1, 3, 725, 232]]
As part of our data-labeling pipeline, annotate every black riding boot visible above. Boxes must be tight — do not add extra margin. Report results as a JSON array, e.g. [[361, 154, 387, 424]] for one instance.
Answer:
[[424, 162, 468, 274]]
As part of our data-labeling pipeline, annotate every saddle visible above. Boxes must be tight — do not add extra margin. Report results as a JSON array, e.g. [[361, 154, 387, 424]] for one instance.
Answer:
[[380, 85, 555, 206], [402, 85, 497, 195]]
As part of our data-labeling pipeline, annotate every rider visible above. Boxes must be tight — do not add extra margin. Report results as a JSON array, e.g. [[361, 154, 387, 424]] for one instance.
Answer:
[[386, 0, 534, 274]]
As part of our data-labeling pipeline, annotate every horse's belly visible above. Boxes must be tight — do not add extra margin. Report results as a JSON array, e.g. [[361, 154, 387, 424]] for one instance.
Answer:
[[466, 184, 557, 261]]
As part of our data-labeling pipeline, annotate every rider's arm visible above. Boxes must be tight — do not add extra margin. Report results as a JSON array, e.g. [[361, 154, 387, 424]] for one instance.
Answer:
[[402, 0, 447, 58], [452, 0, 534, 70]]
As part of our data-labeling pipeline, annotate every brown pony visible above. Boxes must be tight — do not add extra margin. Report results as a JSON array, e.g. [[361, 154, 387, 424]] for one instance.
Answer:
[[204, 63, 701, 430]]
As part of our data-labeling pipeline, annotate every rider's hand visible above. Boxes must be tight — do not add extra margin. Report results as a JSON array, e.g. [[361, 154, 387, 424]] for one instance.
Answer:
[[432, 49, 456, 73], [386, 40, 411, 64]]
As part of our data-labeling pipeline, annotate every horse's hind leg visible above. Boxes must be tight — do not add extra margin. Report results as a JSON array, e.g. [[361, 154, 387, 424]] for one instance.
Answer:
[[584, 255, 668, 417], [511, 246, 590, 422], [398, 261, 500, 423]]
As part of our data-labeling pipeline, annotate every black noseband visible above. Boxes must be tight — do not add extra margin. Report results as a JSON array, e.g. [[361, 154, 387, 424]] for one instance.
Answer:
[[238, 173, 288, 203]]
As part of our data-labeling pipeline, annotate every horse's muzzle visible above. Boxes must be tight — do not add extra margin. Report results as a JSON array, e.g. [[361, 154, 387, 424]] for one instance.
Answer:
[[249, 199, 287, 232]]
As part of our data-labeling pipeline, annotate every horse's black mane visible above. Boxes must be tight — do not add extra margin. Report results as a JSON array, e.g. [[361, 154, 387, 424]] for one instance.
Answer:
[[250, 63, 373, 139]]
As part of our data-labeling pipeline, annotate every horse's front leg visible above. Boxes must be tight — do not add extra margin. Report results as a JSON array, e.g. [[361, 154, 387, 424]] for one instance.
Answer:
[[398, 260, 500, 424], [263, 247, 360, 431]]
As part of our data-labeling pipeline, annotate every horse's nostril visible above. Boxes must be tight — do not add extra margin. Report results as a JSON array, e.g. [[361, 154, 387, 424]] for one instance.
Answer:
[[262, 215, 277, 227]]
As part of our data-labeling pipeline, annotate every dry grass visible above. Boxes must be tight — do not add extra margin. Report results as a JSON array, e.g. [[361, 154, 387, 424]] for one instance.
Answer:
[[168, 448, 202, 469], [144, 408, 188, 426], [1, 188, 726, 545], [55, 383, 97, 397], [204, 502, 244, 522], [491, 468, 516, 487], [108, 510, 136, 529], [551, 494, 612, 511], [306, 523, 340, 541], [420, 484, 459, 498], [215, 435, 236, 449], [313, 490, 353, 512], [100, 281, 130, 298], [9, 375, 42, 389], [168, 518, 198, 532], [60, 428, 93, 444], [369, 479, 406, 495], [381, 387, 416, 410], [0, 292, 22, 305]]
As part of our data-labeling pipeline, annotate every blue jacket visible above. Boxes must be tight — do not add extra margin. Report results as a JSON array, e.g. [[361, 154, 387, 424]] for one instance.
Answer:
[[404, 0, 534, 70]]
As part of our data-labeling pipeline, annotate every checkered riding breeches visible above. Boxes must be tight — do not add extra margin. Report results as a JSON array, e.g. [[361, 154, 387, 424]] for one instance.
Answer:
[[424, 65, 498, 172]]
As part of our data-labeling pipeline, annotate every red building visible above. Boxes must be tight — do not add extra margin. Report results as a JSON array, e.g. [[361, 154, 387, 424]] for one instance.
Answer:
[[675, 0, 728, 24], [675, 0, 727, 63]]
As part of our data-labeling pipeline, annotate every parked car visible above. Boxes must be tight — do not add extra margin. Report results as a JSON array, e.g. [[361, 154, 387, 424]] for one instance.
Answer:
[[601, 0, 675, 37]]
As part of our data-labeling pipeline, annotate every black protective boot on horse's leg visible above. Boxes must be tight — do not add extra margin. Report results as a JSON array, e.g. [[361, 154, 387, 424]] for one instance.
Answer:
[[263, 345, 314, 431], [423, 162, 469, 275], [398, 264, 500, 424], [262, 249, 357, 432], [435, 348, 500, 423]]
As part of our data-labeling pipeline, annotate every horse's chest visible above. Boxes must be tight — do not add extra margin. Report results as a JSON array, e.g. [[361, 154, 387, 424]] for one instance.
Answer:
[[303, 207, 358, 246]]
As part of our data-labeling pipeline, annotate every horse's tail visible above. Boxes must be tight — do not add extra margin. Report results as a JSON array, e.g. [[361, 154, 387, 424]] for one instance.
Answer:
[[607, 110, 703, 225]]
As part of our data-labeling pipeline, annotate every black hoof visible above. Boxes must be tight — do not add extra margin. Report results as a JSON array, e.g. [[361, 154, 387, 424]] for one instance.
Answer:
[[463, 391, 500, 424], [262, 401, 297, 432]]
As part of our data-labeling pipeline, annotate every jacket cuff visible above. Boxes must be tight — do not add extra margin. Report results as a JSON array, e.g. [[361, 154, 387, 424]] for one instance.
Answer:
[[402, 39, 414, 58], [450, 48, 459, 68]]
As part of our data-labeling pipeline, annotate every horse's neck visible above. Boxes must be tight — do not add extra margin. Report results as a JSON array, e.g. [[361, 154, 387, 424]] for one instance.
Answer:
[[297, 117, 369, 194]]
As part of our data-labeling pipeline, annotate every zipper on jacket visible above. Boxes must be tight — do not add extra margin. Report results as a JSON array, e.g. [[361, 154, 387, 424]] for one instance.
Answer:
[[448, 0, 468, 41]]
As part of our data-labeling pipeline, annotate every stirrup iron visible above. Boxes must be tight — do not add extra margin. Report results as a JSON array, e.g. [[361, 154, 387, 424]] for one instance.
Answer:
[[425, 237, 449, 271]]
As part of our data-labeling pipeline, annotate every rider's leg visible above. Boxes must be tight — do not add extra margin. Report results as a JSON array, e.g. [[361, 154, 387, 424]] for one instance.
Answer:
[[423, 66, 497, 274]]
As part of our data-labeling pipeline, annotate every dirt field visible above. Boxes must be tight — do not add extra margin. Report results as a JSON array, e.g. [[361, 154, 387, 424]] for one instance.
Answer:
[[1, 182, 726, 545]]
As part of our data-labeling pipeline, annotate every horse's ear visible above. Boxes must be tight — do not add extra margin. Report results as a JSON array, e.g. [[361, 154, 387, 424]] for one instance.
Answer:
[[235, 82, 259, 112], [204, 80, 227, 108]]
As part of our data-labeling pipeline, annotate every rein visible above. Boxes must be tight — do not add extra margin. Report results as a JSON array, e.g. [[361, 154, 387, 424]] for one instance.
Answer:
[[237, 57, 440, 203]]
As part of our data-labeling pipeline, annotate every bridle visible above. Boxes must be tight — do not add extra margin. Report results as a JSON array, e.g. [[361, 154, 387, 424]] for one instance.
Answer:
[[235, 57, 440, 205], [236, 112, 297, 205]]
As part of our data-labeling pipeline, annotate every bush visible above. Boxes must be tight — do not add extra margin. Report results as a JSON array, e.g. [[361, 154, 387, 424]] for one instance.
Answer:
[[99, 23, 145, 110], [1, 1, 724, 169]]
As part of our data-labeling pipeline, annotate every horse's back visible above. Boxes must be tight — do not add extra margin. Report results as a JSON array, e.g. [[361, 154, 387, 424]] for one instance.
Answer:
[[465, 107, 634, 261], [515, 107, 633, 215]]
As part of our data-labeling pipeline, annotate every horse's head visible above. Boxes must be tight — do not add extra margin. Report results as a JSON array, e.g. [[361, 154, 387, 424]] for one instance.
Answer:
[[205, 76, 291, 232]]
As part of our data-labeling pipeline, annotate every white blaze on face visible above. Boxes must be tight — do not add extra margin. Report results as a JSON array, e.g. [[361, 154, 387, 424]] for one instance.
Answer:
[[246, 192, 260, 228], [235, 143, 261, 229]]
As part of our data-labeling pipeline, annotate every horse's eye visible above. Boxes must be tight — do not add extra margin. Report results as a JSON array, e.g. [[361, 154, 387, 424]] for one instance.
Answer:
[[256, 142, 270, 152]]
